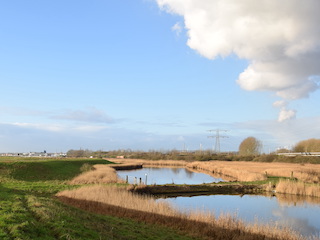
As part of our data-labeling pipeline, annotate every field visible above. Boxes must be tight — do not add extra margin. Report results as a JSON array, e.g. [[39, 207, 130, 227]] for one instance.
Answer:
[[0, 157, 198, 240], [1, 157, 319, 239]]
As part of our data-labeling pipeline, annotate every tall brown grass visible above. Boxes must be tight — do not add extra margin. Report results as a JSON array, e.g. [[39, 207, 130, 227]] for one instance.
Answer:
[[276, 179, 320, 198], [57, 185, 303, 240], [69, 164, 123, 184], [186, 161, 267, 182], [263, 166, 320, 183]]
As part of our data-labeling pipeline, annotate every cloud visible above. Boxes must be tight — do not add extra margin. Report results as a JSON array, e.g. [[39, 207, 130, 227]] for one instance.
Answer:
[[156, 0, 320, 115], [10, 122, 108, 133], [278, 108, 296, 122], [273, 100, 287, 108], [273, 100, 296, 122], [172, 22, 182, 36], [12, 122, 66, 132], [52, 107, 114, 123]]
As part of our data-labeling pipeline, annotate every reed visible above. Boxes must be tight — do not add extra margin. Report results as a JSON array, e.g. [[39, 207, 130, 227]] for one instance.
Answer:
[[186, 161, 267, 181], [57, 185, 303, 240], [69, 164, 123, 184], [276, 179, 320, 198]]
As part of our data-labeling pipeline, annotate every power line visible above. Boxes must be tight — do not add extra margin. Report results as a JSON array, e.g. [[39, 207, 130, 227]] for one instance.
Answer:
[[207, 129, 228, 153]]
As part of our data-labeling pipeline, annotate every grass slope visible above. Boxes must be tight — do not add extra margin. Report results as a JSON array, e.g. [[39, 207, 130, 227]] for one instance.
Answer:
[[0, 158, 197, 240]]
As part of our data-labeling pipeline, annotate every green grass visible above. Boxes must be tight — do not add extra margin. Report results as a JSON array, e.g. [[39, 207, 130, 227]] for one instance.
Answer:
[[0, 157, 198, 240]]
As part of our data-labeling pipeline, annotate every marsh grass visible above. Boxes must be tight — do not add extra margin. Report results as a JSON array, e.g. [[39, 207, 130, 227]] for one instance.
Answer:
[[186, 161, 267, 181], [276, 179, 320, 197], [57, 185, 303, 240], [69, 164, 124, 184]]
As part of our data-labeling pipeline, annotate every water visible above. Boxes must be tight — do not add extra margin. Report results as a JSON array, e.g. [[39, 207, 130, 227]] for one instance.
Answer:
[[162, 194, 320, 238], [117, 167, 224, 185]]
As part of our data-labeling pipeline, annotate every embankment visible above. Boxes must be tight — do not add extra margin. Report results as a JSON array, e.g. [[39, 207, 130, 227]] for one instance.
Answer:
[[130, 184, 264, 197]]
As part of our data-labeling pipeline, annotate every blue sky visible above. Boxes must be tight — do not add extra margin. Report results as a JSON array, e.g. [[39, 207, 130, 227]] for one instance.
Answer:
[[1, 0, 319, 153]]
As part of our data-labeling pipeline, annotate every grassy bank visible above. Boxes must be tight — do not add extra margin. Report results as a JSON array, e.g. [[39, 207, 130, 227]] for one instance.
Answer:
[[0, 157, 197, 240]]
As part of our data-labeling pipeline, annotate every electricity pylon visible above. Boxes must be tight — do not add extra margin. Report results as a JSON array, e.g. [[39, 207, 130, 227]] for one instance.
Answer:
[[207, 129, 228, 153]]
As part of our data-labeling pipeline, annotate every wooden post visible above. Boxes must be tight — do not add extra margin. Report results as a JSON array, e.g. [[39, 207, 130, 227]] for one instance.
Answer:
[[126, 175, 128, 183]]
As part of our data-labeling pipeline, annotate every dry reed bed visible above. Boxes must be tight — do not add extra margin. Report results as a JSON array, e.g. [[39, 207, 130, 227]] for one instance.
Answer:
[[187, 161, 320, 183], [69, 164, 123, 184], [186, 161, 267, 182], [276, 179, 320, 198], [56, 185, 303, 240]]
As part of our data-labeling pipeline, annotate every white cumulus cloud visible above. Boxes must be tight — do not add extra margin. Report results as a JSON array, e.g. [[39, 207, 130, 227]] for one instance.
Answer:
[[156, 0, 320, 116], [278, 108, 296, 122]]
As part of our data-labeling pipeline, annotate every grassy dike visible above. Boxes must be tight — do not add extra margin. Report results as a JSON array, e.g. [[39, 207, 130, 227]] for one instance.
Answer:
[[0, 157, 198, 240]]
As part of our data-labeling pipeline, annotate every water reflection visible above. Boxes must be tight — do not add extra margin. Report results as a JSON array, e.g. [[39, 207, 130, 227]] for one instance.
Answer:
[[162, 194, 320, 238], [276, 193, 320, 206], [117, 167, 224, 185]]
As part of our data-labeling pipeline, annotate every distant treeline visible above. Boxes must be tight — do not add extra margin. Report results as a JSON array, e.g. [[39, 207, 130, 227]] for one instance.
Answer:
[[66, 149, 320, 164]]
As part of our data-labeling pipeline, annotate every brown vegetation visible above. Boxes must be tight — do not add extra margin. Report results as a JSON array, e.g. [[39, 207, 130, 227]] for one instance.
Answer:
[[57, 185, 302, 240], [238, 137, 262, 156], [186, 161, 267, 182], [293, 138, 320, 152], [69, 164, 123, 184], [276, 179, 320, 198]]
